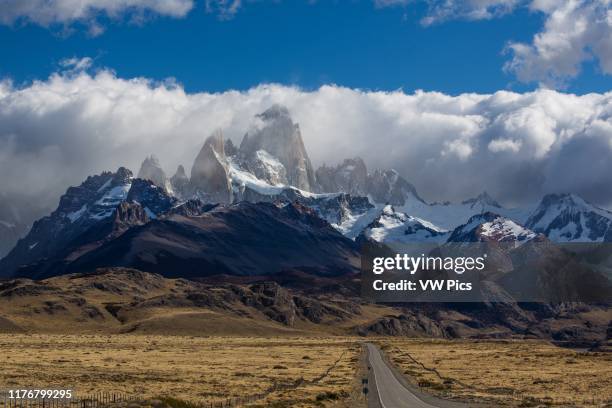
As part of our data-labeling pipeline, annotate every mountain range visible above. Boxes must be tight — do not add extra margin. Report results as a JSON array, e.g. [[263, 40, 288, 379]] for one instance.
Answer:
[[0, 105, 610, 345], [2, 105, 612, 279]]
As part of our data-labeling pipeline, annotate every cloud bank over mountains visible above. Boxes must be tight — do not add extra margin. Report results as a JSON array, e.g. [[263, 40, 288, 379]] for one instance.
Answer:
[[1, 64, 611, 212]]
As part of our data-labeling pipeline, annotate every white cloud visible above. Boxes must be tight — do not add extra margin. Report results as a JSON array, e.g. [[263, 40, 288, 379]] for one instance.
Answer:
[[504, 0, 612, 88], [488, 138, 522, 153], [205, 0, 243, 19], [375, 0, 611, 88], [0, 0, 194, 33], [374, 0, 411, 7], [0, 66, 611, 212], [59, 57, 94, 71], [419, 0, 522, 25]]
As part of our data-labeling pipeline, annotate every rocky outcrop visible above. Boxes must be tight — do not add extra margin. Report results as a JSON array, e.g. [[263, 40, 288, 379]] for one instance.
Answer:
[[170, 165, 190, 198], [239, 105, 316, 191], [366, 169, 425, 206], [168, 199, 217, 217], [316, 157, 368, 196], [355, 313, 447, 337], [137, 155, 170, 192], [190, 130, 232, 204], [126, 178, 176, 217], [244, 149, 288, 186]]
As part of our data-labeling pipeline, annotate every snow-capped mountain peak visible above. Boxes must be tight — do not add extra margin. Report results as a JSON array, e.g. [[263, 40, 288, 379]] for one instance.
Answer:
[[359, 205, 449, 244], [462, 191, 502, 210], [240, 105, 316, 191], [448, 212, 538, 244], [0, 167, 177, 277], [525, 193, 612, 242]]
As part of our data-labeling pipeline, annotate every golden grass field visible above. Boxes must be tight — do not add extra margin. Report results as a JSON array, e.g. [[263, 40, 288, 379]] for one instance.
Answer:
[[379, 338, 612, 407], [1, 333, 611, 407], [0, 334, 365, 408]]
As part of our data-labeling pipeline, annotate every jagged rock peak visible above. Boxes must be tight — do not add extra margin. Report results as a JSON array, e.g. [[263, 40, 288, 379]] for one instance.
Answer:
[[137, 155, 168, 190], [257, 104, 290, 120], [170, 165, 190, 198], [239, 105, 316, 192], [126, 178, 176, 217], [173, 164, 187, 179], [204, 129, 226, 157], [190, 129, 232, 204], [316, 157, 368, 196], [113, 167, 133, 185], [224, 139, 238, 156], [462, 191, 501, 209], [366, 169, 425, 206], [113, 201, 149, 228]]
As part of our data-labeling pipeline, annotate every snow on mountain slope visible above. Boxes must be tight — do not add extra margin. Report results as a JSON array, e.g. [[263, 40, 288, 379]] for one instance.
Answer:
[[0, 168, 177, 278], [359, 205, 449, 244], [239, 105, 316, 191], [227, 155, 286, 197], [526, 194, 612, 242], [247, 149, 287, 186], [448, 212, 538, 244], [397, 192, 532, 231], [332, 204, 382, 239]]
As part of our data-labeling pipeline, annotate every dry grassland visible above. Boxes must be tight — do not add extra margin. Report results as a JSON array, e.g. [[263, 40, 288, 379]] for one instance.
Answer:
[[0, 334, 364, 408], [379, 338, 612, 407]]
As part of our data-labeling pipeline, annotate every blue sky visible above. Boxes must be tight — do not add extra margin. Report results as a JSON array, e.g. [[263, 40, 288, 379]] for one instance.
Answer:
[[0, 1, 609, 94]]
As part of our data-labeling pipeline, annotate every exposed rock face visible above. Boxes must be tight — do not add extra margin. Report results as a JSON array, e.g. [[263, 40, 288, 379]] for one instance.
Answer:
[[168, 199, 217, 217], [526, 193, 612, 242], [111, 202, 149, 237], [462, 191, 502, 210], [366, 169, 425, 206], [224, 139, 238, 156], [239, 105, 316, 191], [316, 157, 368, 196], [126, 179, 176, 217], [137, 155, 170, 192], [245, 149, 288, 186], [248, 282, 297, 326], [170, 165, 190, 198], [190, 130, 232, 204], [355, 313, 447, 337]]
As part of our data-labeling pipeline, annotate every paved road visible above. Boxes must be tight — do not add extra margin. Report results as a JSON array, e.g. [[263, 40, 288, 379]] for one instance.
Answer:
[[366, 343, 441, 408]]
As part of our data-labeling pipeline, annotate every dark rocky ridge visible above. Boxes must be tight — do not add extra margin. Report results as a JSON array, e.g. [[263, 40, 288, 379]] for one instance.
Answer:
[[30, 201, 360, 279]]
